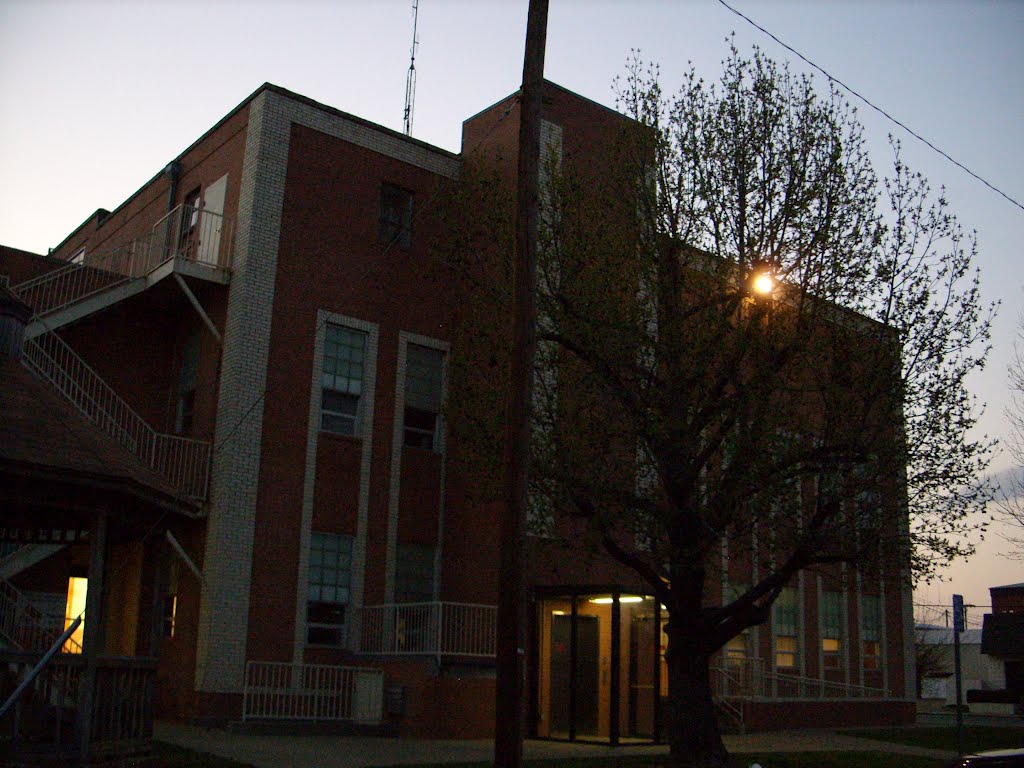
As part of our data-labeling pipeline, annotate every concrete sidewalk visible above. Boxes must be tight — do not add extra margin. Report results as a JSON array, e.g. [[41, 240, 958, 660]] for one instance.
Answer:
[[153, 721, 960, 767]]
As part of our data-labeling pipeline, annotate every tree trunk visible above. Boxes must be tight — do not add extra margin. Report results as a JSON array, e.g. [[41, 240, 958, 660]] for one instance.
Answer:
[[664, 624, 732, 768]]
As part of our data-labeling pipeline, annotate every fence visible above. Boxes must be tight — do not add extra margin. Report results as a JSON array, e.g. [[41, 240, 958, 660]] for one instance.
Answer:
[[356, 602, 497, 658], [242, 661, 383, 724], [0, 650, 155, 761]]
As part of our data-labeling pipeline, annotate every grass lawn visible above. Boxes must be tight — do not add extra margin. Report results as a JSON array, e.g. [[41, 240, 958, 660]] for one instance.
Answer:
[[842, 726, 1023, 754], [378, 754, 945, 768]]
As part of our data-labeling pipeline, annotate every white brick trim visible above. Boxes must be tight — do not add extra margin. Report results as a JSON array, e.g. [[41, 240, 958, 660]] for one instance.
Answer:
[[196, 90, 288, 693], [195, 87, 456, 694], [293, 311, 379, 661]]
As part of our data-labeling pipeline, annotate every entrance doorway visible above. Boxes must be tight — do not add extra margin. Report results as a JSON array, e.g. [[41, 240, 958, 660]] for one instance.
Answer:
[[534, 590, 664, 744]]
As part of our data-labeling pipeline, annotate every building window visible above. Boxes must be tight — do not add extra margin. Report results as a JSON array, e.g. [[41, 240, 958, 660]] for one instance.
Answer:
[[379, 183, 413, 249], [773, 586, 799, 670], [861, 594, 881, 670], [395, 544, 435, 604], [821, 590, 842, 669], [404, 343, 444, 451], [307, 532, 353, 646], [321, 324, 367, 436], [70, 247, 86, 265], [176, 330, 200, 435], [723, 582, 750, 668]]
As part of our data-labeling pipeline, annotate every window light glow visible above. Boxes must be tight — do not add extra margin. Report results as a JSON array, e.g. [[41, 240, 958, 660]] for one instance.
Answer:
[[64, 576, 87, 653]]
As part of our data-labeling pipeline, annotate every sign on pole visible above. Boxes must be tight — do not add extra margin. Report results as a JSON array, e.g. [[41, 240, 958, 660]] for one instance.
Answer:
[[952, 593, 965, 632], [952, 593, 964, 756]]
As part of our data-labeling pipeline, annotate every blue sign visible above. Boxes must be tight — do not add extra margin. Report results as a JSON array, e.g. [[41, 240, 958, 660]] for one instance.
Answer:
[[952, 593, 965, 632]]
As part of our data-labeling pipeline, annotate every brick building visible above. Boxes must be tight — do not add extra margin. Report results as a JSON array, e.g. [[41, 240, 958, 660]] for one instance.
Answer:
[[0, 80, 914, 754]]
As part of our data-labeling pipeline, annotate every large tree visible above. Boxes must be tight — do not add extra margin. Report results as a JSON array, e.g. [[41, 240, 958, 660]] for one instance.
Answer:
[[442, 45, 994, 768]]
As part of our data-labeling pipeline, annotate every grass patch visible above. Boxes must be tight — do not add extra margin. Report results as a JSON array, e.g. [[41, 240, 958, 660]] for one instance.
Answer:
[[842, 726, 1023, 754], [378, 753, 945, 768], [151, 740, 257, 768]]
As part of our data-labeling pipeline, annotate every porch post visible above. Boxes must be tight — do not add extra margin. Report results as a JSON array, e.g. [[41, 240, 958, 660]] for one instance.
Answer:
[[78, 509, 108, 765]]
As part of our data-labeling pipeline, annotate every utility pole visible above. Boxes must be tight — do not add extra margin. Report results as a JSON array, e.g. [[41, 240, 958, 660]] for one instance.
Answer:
[[495, 1, 548, 767]]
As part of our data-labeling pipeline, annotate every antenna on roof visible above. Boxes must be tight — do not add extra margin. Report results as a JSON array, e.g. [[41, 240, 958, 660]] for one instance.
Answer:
[[403, 0, 420, 136]]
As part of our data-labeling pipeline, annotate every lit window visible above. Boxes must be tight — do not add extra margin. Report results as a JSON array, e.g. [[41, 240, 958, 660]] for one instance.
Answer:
[[379, 183, 413, 249], [403, 344, 444, 451], [821, 591, 842, 668], [307, 532, 353, 646], [773, 586, 799, 670], [321, 325, 367, 436], [64, 576, 87, 654], [723, 582, 750, 668], [775, 635, 797, 669]]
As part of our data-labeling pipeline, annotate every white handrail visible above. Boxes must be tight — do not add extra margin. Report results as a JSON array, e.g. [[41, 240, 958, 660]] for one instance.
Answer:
[[357, 602, 497, 657], [21, 331, 211, 500]]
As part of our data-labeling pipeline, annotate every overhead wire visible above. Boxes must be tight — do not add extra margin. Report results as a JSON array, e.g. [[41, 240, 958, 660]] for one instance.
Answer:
[[715, 0, 1024, 214]]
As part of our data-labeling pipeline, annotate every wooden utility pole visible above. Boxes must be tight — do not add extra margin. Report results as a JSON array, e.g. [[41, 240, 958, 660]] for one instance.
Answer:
[[495, 1, 548, 766]]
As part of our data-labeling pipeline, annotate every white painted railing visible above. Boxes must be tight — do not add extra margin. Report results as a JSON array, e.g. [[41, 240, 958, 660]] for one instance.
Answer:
[[21, 331, 211, 500], [11, 204, 233, 319], [242, 661, 383, 724], [356, 602, 497, 658]]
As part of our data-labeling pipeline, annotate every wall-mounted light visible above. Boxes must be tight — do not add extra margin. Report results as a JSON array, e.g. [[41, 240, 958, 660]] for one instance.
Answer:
[[589, 596, 644, 604]]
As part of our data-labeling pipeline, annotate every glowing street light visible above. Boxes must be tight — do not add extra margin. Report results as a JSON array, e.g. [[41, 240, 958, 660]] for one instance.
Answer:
[[748, 260, 776, 298]]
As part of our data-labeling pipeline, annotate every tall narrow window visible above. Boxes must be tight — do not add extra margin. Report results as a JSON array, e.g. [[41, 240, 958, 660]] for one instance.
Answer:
[[379, 183, 413, 249], [176, 330, 200, 435], [821, 590, 843, 669], [404, 343, 444, 451], [723, 582, 751, 669], [321, 324, 367, 436], [773, 586, 799, 670], [307, 532, 353, 646], [861, 594, 881, 670]]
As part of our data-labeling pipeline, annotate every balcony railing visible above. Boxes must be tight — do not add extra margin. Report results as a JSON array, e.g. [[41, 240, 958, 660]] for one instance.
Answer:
[[0, 650, 155, 762], [242, 661, 383, 724], [11, 203, 233, 319], [22, 331, 211, 501], [356, 602, 497, 658]]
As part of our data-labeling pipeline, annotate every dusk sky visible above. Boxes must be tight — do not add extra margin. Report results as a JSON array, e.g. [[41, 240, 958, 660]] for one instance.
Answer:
[[1, 0, 1021, 624]]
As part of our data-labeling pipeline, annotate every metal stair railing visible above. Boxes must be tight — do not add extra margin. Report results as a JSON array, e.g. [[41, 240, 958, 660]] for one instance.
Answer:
[[21, 330, 211, 501], [10, 203, 233, 321], [0, 577, 80, 654]]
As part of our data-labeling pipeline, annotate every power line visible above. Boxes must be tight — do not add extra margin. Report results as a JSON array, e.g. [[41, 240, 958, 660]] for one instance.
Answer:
[[716, 0, 1024, 214]]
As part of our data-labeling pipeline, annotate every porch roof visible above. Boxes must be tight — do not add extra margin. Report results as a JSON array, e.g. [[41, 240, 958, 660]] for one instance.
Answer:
[[0, 358, 200, 518]]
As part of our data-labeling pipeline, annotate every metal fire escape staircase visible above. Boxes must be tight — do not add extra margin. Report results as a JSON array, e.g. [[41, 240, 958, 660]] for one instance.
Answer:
[[8, 204, 234, 504]]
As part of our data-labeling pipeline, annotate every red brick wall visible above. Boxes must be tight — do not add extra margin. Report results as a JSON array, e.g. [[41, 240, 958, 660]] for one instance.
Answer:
[[250, 120, 455, 656], [49, 106, 249, 265]]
